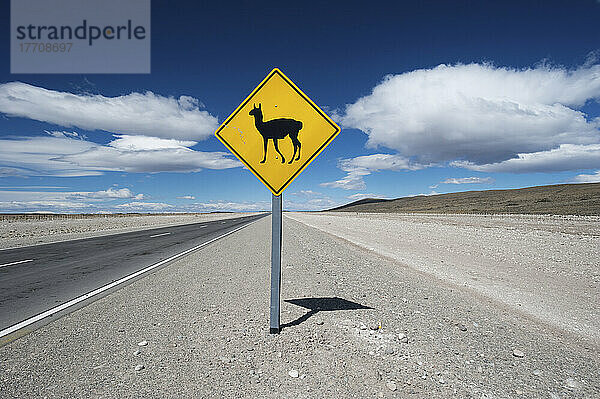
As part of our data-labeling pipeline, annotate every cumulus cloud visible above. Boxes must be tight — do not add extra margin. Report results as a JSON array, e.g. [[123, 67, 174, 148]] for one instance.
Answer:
[[0, 82, 218, 140], [340, 62, 600, 171], [188, 201, 269, 212], [0, 200, 91, 212], [452, 144, 600, 173], [285, 197, 340, 211], [117, 202, 174, 211], [68, 187, 144, 200], [177, 195, 196, 200], [571, 170, 600, 183], [0, 133, 241, 177], [441, 177, 494, 184], [347, 193, 386, 200], [321, 153, 424, 190], [0, 187, 146, 212]]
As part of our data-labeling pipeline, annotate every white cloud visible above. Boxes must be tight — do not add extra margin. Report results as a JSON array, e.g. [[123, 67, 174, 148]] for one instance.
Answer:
[[340, 62, 600, 170], [177, 195, 196, 200], [108, 135, 197, 151], [0, 187, 145, 212], [0, 167, 27, 177], [68, 187, 144, 200], [0, 82, 218, 140], [321, 153, 424, 190], [0, 188, 272, 214], [285, 198, 340, 211], [117, 202, 174, 211], [347, 193, 386, 200], [285, 191, 340, 210], [416, 190, 439, 196], [291, 190, 322, 197], [452, 144, 600, 173], [572, 170, 600, 183], [320, 169, 368, 190], [441, 177, 494, 184], [0, 200, 92, 211], [0, 133, 241, 177], [188, 201, 269, 212], [0, 188, 143, 201], [0, 135, 103, 177], [45, 130, 87, 140]]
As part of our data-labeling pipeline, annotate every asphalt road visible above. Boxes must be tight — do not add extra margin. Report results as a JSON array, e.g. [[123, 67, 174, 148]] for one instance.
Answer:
[[0, 213, 267, 335]]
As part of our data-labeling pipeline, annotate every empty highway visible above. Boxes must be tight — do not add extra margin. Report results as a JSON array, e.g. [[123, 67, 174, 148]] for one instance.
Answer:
[[0, 213, 267, 338]]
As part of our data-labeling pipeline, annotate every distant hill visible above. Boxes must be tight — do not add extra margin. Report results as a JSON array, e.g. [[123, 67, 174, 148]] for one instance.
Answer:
[[328, 183, 600, 216]]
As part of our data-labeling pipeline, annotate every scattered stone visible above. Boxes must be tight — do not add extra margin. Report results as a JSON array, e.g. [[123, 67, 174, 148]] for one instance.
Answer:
[[386, 381, 397, 391], [360, 325, 367, 330], [565, 378, 580, 390], [134, 350, 141, 356], [288, 369, 299, 378], [385, 348, 395, 355], [370, 324, 379, 331], [457, 323, 467, 332], [438, 377, 446, 384], [532, 369, 542, 376], [512, 349, 525, 358], [398, 333, 409, 343], [134, 364, 144, 372], [316, 320, 324, 325], [516, 389, 524, 395], [138, 340, 148, 347]]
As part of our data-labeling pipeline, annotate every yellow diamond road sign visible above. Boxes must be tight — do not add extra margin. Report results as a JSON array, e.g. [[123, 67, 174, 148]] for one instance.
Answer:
[[215, 68, 340, 195]]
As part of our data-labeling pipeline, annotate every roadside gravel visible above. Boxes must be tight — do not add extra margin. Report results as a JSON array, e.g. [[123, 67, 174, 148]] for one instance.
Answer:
[[0, 213, 254, 249], [288, 212, 600, 347], [0, 216, 598, 398]]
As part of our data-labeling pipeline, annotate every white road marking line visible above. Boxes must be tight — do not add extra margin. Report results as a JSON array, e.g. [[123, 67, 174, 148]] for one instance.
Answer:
[[0, 259, 34, 268], [0, 217, 263, 339], [149, 232, 171, 238]]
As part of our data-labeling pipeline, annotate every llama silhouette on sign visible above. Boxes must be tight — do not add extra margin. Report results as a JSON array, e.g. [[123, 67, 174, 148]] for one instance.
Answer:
[[249, 103, 303, 164]]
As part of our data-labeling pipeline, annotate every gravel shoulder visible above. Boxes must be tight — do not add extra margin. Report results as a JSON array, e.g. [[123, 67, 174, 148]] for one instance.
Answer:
[[1, 216, 598, 398], [0, 213, 256, 249], [287, 212, 600, 348]]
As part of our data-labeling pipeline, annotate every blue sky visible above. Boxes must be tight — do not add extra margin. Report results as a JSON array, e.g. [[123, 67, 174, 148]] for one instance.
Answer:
[[1, 0, 599, 213]]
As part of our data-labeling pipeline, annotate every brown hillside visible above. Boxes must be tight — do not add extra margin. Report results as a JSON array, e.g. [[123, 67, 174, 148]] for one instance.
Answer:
[[329, 183, 600, 215]]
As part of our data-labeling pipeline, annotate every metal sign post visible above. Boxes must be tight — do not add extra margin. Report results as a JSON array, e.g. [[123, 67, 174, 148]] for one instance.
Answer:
[[269, 193, 282, 334], [213, 68, 340, 335]]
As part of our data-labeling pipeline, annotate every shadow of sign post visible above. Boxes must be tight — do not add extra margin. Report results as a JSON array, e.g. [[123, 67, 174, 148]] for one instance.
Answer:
[[281, 297, 373, 330]]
